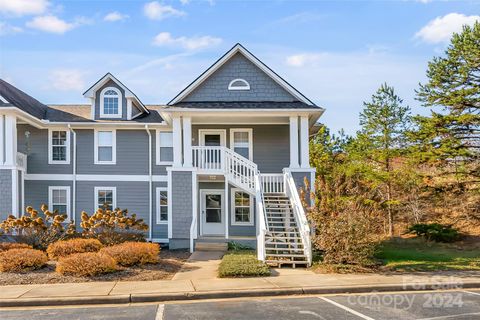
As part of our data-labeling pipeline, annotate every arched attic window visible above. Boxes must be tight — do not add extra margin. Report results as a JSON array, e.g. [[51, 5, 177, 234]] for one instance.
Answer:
[[228, 79, 250, 91], [100, 87, 122, 118]]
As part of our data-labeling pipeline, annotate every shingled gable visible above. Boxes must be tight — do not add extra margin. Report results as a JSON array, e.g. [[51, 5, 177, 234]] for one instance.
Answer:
[[83, 72, 149, 114], [168, 43, 320, 108], [0, 79, 48, 119]]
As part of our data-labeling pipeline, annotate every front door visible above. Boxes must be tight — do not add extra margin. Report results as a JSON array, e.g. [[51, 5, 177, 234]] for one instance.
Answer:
[[200, 190, 225, 236]]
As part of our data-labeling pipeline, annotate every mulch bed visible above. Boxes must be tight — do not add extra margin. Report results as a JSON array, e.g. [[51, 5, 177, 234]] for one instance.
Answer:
[[0, 249, 191, 285]]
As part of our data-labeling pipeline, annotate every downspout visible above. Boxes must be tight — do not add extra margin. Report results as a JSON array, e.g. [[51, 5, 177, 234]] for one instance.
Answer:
[[145, 125, 153, 241], [68, 124, 76, 223]]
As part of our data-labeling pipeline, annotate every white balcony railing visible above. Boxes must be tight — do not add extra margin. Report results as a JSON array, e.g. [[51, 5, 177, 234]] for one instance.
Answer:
[[260, 174, 284, 194], [16, 152, 27, 171]]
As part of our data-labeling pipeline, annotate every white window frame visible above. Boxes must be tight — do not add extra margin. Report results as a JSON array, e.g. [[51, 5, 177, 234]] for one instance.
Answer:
[[94, 186, 117, 211], [48, 129, 70, 165], [156, 130, 174, 165], [100, 87, 122, 118], [48, 186, 71, 221], [156, 187, 169, 224], [231, 188, 254, 226], [229, 128, 253, 161], [228, 78, 250, 91], [94, 129, 116, 165], [199, 129, 226, 147]]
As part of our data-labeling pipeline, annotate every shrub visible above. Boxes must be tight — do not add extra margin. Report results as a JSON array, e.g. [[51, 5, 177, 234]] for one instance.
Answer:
[[80, 208, 148, 245], [56, 252, 117, 277], [0, 242, 32, 252], [218, 251, 270, 278], [0, 205, 76, 250], [0, 248, 48, 272], [407, 223, 460, 243], [47, 238, 103, 260], [99, 242, 159, 266]]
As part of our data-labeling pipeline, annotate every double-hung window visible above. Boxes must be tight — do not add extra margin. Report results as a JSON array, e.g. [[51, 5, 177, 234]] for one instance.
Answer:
[[95, 130, 116, 164], [230, 129, 252, 160], [231, 188, 253, 226], [156, 131, 173, 165], [156, 187, 168, 224], [48, 186, 71, 220], [48, 130, 70, 164], [100, 87, 122, 118], [95, 187, 116, 211]]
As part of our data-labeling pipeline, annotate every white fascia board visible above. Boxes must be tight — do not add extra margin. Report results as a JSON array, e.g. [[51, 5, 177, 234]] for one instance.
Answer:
[[169, 44, 315, 105]]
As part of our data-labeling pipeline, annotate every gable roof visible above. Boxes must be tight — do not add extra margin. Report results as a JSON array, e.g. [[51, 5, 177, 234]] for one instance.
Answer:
[[83, 73, 149, 114], [0, 79, 48, 119], [168, 43, 317, 106]]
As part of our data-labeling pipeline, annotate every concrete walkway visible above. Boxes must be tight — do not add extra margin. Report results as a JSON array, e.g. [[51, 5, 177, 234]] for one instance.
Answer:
[[1, 271, 480, 307], [172, 251, 225, 280]]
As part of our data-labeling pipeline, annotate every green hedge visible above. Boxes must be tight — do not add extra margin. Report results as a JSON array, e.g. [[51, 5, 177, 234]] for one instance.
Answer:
[[218, 251, 270, 278]]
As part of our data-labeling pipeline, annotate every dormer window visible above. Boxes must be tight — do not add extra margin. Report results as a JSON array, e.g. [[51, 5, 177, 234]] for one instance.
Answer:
[[100, 87, 122, 118], [228, 79, 250, 91]]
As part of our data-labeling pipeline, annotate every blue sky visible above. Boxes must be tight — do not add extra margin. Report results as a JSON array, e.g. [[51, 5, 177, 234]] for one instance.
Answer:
[[1, 0, 479, 134]]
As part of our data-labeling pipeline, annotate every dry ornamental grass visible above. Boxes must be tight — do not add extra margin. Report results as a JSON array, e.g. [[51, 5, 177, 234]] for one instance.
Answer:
[[47, 238, 103, 260], [0, 248, 48, 272], [0, 242, 32, 252], [99, 242, 160, 267], [56, 252, 117, 277]]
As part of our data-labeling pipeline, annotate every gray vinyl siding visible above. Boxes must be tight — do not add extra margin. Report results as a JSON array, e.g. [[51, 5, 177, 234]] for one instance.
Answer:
[[132, 101, 142, 119], [17, 124, 73, 174], [24, 180, 73, 219], [0, 169, 12, 220], [171, 171, 193, 246], [192, 125, 289, 173], [94, 79, 128, 121], [183, 53, 297, 102]]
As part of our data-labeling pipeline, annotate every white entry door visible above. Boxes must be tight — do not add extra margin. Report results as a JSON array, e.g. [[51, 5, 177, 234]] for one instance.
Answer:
[[200, 190, 225, 236]]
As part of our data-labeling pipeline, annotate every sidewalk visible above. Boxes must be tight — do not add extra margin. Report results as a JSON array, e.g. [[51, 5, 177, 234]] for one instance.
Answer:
[[1, 269, 480, 307]]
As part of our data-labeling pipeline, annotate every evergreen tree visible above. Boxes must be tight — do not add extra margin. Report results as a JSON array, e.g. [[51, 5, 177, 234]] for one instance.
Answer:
[[415, 22, 480, 178]]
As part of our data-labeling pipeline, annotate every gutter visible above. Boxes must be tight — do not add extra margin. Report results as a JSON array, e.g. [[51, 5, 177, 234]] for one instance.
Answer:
[[145, 125, 153, 240], [68, 124, 77, 223]]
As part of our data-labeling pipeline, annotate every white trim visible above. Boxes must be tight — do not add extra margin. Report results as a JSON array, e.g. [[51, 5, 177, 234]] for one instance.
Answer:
[[228, 78, 250, 91], [126, 98, 132, 121], [167, 170, 172, 238], [289, 116, 299, 168], [0, 95, 9, 103], [199, 129, 226, 147], [150, 238, 169, 243], [99, 87, 123, 119], [172, 117, 182, 167], [229, 128, 253, 161], [156, 187, 169, 224], [225, 179, 229, 239], [24, 174, 168, 182], [183, 117, 192, 167], [11, 169, 18, 217], [94, 186, 117, 210], [230, 188, 254, 226], [300, 116, 309, 168], [155, 129, 174, 166], [48, 129, 71, 165], [48, 186, 71, 221], [199, 189, 226, 236], [94, 129, 117, 165], [169, 44, 314, 105]]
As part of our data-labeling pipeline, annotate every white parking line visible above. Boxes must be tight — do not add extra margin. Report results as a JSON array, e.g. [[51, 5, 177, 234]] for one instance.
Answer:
[[318, 297, 375, 320], [463, 290, 480, 296], [155, 304, 165, 320], [418, 312, 480, 320]]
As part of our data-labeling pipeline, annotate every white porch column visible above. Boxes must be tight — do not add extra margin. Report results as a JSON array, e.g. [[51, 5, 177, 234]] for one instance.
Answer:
[[300, 116, 310, 168], [182, 117, 192, 167], [289, 116, 299, 168], [172, 117, 183, 167], [4, 115, 17, 166]]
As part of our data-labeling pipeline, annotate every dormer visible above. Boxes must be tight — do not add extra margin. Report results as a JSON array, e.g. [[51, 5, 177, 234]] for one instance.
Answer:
[[83, 73, 149, 121]]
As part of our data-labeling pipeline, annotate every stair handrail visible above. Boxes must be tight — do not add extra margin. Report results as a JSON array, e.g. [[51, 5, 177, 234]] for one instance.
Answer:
[[255, 173, 267, 262], [189, 213, 197, 253], [284, 171, 312, 266]]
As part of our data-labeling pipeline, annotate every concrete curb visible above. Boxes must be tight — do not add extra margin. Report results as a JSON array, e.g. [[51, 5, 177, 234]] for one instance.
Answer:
[[1, 282, 479, 308]]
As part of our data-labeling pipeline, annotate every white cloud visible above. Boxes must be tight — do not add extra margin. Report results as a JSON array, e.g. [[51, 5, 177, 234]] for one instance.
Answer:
[[143, 1, 185, 20], [415, 13, 480, 44], [104, 11, 129, 22], [26, 15, 90, 34], [152, 32, 222, 50], [0, 0, 49, 16], [49, 69, 86, 91], [0, 21, 22, 36], [285, 53, 328, 67], [180, 0, 190, 4]]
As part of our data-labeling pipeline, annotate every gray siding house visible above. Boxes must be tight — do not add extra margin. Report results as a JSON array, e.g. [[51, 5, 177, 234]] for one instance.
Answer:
[[0, 44, 323, 266]]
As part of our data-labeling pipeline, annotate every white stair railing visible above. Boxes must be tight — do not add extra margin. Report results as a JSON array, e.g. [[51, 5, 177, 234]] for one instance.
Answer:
[[260, 174, 284, 194], [255, 174, 267, 262], [284, 171, 312, 266]]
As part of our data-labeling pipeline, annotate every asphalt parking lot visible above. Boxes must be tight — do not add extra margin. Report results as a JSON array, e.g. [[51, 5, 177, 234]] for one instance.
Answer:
[[1, 289, 480, 320]]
